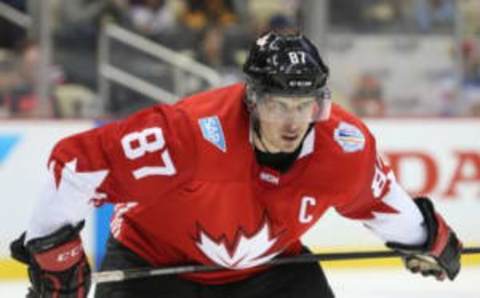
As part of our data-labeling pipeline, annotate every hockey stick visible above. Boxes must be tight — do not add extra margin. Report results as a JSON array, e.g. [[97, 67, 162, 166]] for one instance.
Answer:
[[92, 246, 480, 284]]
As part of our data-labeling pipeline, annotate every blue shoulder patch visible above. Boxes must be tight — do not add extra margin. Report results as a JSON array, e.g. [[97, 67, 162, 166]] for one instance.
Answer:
[[198, 116, 227, 152]]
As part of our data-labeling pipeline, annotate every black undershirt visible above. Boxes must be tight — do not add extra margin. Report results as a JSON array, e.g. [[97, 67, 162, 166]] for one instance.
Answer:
[[253, 124, 314, 173], [254, 143, 303, 173]]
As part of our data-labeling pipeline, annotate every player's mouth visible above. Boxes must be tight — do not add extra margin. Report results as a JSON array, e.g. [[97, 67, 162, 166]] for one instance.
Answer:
[[282, 134, 299, 142]]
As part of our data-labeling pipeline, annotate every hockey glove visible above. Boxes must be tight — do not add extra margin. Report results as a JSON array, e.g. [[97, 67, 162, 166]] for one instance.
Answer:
[[386, 197, 462, 281], [10, 222, 91, 298]]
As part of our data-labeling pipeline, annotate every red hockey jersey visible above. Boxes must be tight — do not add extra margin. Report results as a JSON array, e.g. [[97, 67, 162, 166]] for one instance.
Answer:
[[27, 83, 426, 284]]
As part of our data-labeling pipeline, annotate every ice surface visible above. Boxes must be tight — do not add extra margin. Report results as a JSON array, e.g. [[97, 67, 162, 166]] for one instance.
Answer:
[[1, 267, 478, 297]]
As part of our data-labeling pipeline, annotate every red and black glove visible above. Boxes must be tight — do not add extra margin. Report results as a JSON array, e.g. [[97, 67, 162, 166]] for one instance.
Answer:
[[10, 222, 91, 298], [386, 197, 462, 281]]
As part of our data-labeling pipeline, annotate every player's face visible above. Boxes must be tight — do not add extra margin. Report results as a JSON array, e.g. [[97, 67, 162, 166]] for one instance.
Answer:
[[256, 95, 317, 153]]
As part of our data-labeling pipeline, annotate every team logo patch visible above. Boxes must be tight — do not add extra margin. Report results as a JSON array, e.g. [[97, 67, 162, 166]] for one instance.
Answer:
[[334, 122, 365, 153], [199, 116, 227, 152]]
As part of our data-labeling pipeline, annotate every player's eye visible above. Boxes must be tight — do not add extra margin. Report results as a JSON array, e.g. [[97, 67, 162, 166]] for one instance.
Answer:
[[297, 102, 311, 111]]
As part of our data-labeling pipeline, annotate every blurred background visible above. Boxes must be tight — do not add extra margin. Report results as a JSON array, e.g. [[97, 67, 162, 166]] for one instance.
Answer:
[[0, 1, 479, 296], [0, 0, 480, 118]]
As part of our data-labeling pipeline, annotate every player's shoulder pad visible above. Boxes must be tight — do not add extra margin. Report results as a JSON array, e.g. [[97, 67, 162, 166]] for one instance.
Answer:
[[311, 103, 377, 195], [169, 84, 250, 180], [175, 83, 245, 116], [114, 104, 187, 133], [319, 103, 375, 155], [173, 83, 247, 153]]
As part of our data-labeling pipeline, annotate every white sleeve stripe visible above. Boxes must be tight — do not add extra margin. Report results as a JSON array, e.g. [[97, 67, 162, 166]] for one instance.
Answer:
[[25, 159, 108, 242], [363, 179, 427, 245]]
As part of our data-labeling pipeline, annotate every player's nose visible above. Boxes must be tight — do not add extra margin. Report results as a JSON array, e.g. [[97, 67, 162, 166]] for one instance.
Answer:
[[282, 121, 300, 133]]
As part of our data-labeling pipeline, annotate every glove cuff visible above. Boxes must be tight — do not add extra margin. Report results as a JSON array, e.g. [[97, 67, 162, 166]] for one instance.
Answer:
[[10, 232, 30, 264], [27, 221, 86, 271]]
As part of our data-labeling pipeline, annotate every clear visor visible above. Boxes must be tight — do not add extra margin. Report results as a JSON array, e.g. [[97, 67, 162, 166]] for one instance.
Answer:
[[255, 92, 331, 124]]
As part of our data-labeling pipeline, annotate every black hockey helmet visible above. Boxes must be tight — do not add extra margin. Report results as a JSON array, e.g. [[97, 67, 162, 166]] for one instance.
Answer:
[[243, 31, 331, 122], [243, 31, 329, 100]]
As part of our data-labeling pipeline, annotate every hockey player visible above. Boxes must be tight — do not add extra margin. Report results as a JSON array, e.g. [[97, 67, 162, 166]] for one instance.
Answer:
[[10, 31, 462, 298]]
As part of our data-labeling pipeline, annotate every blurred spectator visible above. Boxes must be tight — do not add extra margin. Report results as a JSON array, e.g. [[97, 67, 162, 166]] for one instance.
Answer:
[[329, 0, 362, 31], [129, 0, 177, 35], [198, 13, 296, 71], [463, 88, 480, 117], [457, 1, 480, 117], [0, 0, 27, 49], [329, 0, 455, 34], [414, 0, 454, 33], [198, 26, 224, 68], [460, 0, 480, 36], [362, 0, 404, 31], [461, 38, 480, 87], [247, 0, 301, 34], [56, 0, 129, 28], [3, 43, 39, 117], [461, 39, 480, 116], [54, 0, 130, 89], [267, 14, 298, 34], [1, 41, 40, 117], [180, 0, 237, 32], [350, 72, 386, 117], [329, 0, 408, 33], [53, 84, 96, 118], [0, 49, 15, 117], [0, 41, 62, 118], [471, 104, 480, 117], [182, 0, 241, 69]]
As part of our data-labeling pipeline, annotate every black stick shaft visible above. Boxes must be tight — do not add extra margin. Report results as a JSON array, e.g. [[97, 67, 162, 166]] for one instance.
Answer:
[[92, 247, 480, 284]]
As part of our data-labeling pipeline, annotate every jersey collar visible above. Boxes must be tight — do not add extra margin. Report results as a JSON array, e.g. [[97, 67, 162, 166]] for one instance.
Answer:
[[298, 128, 315, 159]]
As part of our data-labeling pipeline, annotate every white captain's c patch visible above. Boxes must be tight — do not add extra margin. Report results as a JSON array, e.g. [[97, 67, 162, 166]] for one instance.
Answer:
[[199, 116, 227, 152], [334, 121, 365, 153]]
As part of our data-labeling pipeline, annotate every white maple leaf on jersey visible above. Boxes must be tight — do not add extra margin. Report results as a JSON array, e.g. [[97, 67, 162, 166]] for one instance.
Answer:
[[27, 159, 109, 240], [196, 220, 281, 270], [59, 159, 108, 194]]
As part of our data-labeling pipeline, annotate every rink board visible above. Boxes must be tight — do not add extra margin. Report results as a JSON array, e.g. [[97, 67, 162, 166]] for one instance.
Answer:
[[1, 119, 479, 279]]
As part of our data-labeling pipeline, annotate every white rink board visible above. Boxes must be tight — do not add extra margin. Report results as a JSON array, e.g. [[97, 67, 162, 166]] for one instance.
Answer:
[[0, 121, 96, 258], [1, 119, 479, 262]]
